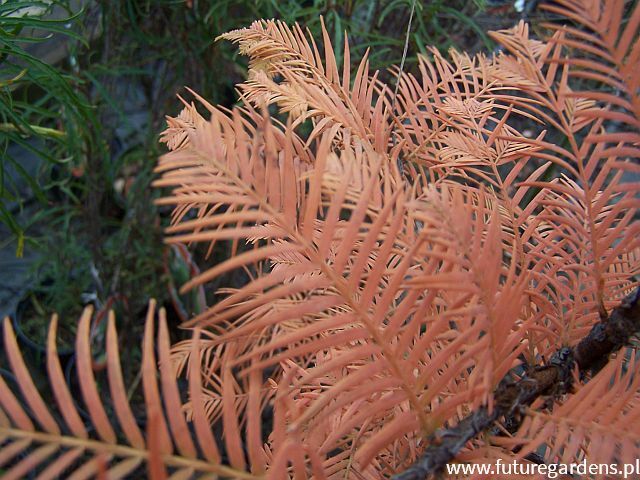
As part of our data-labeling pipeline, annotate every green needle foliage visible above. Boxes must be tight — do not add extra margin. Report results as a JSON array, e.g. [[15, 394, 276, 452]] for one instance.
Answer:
[[0, 1, 95, 257]]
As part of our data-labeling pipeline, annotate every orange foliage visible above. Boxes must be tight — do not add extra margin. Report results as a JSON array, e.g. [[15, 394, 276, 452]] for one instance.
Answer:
[[1, 1, 638, 478]]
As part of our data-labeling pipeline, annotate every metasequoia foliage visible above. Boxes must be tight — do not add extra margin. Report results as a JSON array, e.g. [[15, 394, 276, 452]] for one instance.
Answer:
[[1, 0, 639, 478]]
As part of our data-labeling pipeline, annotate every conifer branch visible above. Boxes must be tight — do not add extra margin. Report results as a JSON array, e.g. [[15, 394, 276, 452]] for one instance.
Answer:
[[393, 287, 640, 480]]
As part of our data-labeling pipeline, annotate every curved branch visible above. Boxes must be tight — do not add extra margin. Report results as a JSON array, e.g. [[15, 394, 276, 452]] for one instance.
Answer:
[[393, 286, 640, 480]]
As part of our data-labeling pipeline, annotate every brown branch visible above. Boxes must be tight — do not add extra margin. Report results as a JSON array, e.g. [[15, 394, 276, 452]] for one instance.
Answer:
[[393, 287, 640, 480]]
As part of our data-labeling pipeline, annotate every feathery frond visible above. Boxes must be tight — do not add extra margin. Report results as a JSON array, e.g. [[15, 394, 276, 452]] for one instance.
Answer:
[[2, 1, 639, 478], [0, 303, 261, 479], [513, 353, 640, 467]]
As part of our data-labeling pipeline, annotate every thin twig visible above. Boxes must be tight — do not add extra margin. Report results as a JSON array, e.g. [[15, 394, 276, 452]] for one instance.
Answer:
[[390, 0, 416, 118], [390, 0, 416, 171], [0, 122, 66, 139]]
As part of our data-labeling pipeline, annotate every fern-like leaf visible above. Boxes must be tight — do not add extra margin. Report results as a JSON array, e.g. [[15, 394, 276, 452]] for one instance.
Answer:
[[0, 303, 260, 479]]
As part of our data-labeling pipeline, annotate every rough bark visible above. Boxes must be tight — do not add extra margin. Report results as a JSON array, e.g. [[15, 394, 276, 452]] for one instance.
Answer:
[[393, 287, 640, 480]]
